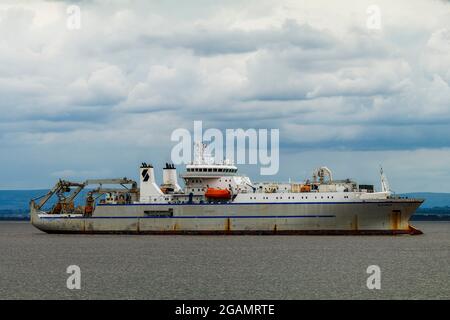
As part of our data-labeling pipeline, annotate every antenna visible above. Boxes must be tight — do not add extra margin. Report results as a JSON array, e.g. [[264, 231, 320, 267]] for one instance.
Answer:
[[380, 165, 391, 193], [193, 141, 205, 164]]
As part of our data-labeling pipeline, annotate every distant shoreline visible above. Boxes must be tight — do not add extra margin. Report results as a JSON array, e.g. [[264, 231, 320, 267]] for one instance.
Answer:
[[410, 215, 450, 221]]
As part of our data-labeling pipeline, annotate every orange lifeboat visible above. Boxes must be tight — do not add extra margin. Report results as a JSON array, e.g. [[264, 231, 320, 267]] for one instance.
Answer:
[[205, 188, 231, 199], [300, 184, 311, 192]]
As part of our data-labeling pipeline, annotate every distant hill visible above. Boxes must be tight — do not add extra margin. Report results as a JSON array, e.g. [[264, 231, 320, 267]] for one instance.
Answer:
[[400, 192, 450, 208], [0, 190, 48, 210]]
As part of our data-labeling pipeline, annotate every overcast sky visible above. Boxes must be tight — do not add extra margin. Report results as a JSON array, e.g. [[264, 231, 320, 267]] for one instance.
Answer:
[[1, 0, 450, 191]]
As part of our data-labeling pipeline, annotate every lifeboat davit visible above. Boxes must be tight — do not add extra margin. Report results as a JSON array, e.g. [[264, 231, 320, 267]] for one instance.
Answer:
[[205, 188, 231, 199]]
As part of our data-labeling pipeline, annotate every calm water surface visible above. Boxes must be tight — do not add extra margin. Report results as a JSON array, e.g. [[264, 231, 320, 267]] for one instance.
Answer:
[[0, 221, 449, 299]]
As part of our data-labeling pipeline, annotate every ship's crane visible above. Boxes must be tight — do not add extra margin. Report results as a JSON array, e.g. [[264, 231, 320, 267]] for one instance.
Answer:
[[32, 180, 85, 210], [85, 178, 137, 190], [312, 167, 333, 184], [30, 178, 138, 215]]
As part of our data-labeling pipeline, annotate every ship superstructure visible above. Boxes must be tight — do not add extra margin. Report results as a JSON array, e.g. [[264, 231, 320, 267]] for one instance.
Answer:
[[30, 143, 424, 235]]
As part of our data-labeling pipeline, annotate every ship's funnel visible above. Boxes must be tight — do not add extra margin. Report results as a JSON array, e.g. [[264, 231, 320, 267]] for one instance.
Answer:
[[162, 163, 182, 192], [139, 163, 163, 202]]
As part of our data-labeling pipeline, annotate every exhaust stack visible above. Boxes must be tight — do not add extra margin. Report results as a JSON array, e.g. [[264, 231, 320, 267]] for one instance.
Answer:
[[162, 163, 182, 192], [139, 163, 163, 202]]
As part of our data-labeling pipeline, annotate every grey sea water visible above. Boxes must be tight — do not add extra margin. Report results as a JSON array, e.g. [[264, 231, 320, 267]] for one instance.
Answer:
[[0, 221, 448, 300]]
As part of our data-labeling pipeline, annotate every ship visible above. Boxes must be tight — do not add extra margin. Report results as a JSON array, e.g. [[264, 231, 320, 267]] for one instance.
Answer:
[[30, 143, 424, 235]]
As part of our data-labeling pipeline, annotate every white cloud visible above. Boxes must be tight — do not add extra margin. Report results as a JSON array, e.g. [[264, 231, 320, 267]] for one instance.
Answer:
[[0, 0, 450, 189], [68, 65, 129, 106]]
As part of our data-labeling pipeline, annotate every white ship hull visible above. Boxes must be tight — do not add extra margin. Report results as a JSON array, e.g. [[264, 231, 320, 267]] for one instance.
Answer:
[[31, 199, 423, 235]]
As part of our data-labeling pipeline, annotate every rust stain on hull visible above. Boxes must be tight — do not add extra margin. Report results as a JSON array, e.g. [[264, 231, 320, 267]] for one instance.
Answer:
[[391, 210, 401, 230], [225, 218, 231, 233]]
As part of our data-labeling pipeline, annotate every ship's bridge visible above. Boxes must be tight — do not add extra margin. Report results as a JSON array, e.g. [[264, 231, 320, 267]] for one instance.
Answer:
[[182, 142, 238, 178], [181, 164, 238, 178]]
